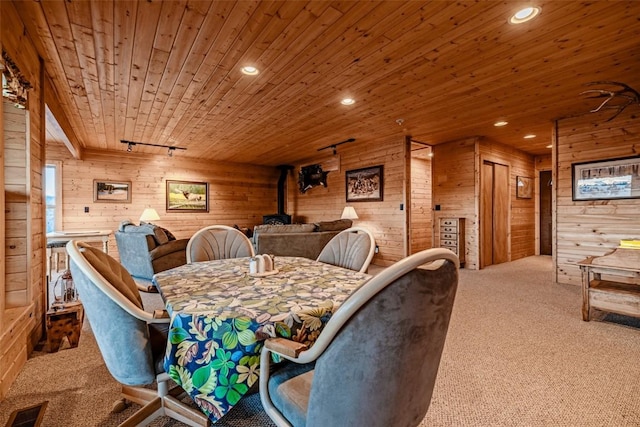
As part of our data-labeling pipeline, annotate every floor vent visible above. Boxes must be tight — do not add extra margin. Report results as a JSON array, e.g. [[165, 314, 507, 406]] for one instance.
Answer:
[[5, 401, 48, 427]]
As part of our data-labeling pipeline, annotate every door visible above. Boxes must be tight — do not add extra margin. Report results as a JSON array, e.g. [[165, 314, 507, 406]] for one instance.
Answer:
[[539, 170, 552, 255], [480, 160, 509, 268]]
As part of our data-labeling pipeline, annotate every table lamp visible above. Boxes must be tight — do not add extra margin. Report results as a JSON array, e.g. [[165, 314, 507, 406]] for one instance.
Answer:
[[139, 208, 160, 224], [341, 206, 358, 220]]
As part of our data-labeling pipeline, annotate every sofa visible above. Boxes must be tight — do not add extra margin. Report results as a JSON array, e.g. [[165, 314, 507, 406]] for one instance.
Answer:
[[114, 221, 189, 285], [253, 219, 352, 260]]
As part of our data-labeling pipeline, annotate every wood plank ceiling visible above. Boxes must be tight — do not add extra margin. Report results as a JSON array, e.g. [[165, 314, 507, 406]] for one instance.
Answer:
[[12, 0, 640, 166]]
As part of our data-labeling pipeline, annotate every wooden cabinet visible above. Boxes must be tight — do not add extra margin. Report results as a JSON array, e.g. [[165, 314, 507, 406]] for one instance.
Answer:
[[439, 218, 465, 267], [578, 248, 640, 321]]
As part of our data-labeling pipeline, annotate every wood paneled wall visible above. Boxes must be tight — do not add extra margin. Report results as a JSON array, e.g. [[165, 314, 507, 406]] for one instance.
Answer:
[[536, 154, 552, 171], [4, 101, 28, 307], [410, 156, 432, 253], [46, 145, 280, 257], [1, 0, 44, 399], [555, 110, 640, 286], [432, 138, 478, 268], [289, 137, 407, 267], [432, 137, 536, 269]]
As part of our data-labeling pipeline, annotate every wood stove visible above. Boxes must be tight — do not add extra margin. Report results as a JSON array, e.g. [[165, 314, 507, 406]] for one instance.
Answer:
[[263, 165, 293, 224]]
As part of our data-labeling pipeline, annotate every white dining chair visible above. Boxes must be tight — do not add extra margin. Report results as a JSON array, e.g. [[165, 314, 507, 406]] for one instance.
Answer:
[[316, 226, 375, 273], [186, 225, 255, 263]]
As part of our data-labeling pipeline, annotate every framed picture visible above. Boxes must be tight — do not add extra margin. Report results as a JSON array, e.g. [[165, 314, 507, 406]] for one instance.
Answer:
[[572, 155, 640, 201], [345, 165, 384, 202], [516, 176, 533, 199], [93, 180, 131, 203], [166, 180, 209, 212]]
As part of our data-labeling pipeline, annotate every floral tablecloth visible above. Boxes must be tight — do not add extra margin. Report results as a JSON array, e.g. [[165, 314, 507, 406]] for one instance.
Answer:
[[152, 256, 371, 423]]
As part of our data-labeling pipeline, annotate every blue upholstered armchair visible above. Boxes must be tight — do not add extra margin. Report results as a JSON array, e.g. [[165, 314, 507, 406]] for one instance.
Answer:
[[114, 221, 188, 286], [260, 248, 459, 427], [67, 240, 208, 426]]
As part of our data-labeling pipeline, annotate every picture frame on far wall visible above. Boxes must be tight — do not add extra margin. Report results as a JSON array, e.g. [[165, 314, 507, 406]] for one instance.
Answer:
[[516, 176, 533, 199], [93, 180, 131, 203], [166, 180, 209, 212], [346, 165, 384, 202], [572, 155, 640, 201]]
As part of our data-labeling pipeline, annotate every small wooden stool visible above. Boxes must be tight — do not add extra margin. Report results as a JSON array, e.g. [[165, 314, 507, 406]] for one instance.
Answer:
[[46, 302, 84, 352]]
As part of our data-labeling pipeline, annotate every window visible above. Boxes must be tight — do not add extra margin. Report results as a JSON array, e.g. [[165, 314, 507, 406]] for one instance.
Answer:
[[45, 162, 62, 233]]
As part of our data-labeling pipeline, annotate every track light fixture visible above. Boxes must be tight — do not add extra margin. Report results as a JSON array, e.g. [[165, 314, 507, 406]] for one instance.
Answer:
[[317, 138, 356, 155], [121, 139, 186, 157]]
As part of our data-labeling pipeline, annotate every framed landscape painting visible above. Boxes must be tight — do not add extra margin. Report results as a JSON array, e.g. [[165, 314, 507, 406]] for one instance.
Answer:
[[166, 180, 209, 212], [345, 165, 384, 202], [93, 180, 131, 203], [572, 155, 640, 201]]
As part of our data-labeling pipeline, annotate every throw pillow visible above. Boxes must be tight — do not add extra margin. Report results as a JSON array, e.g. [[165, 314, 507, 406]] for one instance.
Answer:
[[138, 222, 176, 242], [160, 227, 177, 241], [152, 226, 170, 245], [315, 219, 352, 232]]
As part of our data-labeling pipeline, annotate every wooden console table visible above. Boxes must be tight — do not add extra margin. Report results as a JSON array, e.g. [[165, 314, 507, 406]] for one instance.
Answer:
[[46, 230, 112, 279], [46, 229, 112, 253], [577, 248, 640, 321]]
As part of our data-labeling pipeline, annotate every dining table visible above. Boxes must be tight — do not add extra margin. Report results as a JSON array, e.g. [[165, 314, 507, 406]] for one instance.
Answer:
[[152, 256, 371, 423]]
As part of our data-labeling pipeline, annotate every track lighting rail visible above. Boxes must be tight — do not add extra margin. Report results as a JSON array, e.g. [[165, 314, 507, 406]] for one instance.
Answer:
[[120, 139, 187, 156]]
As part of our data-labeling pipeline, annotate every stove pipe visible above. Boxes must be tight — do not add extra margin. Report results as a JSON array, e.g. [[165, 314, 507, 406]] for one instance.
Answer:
[[277, 165, 292, 214], [263, 165, 294, 225]]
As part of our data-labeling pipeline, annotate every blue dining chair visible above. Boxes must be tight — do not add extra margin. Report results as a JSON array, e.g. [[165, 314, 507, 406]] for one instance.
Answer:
[[66, 240, 209, 427], [260, 247, 459, 427]]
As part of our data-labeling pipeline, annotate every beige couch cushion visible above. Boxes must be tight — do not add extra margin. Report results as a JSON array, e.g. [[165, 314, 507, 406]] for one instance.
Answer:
[[255, 223, 316, 234], [314, 219, 352, 232]]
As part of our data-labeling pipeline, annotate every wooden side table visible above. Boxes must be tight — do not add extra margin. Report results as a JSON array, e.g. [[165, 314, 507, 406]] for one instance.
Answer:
[[46, 302, 84, 352], [577, 248, 640, 321]]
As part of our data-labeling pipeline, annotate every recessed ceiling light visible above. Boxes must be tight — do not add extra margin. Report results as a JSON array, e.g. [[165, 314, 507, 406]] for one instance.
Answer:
[[341, 98, 355, 105], [509, 6, 541, 24], [241, 66, 259, 75], [546, 144, 552, 149], [524, 134, 537, 139], [494, 121, 508, 127]]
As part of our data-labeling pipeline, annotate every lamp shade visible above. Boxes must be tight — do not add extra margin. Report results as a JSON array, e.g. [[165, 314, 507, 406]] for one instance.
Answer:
[[341, 206, 359, 220], [139, 208, 160, 222]]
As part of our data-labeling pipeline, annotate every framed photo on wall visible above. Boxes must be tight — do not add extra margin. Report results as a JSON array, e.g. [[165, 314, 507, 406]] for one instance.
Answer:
[[345, 165, 384, 202], [93, 180, 131, 203], [572, 155, 640, 201], [166, 180, 209, 212], [516, 176, 533, 199]]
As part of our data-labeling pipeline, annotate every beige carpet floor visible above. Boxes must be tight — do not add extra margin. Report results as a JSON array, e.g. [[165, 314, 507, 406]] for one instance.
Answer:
[[1, 256, 639, 426]]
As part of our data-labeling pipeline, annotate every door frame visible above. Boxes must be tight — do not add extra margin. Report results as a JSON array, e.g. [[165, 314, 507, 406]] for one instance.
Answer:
[[538, 169, 553, 256], [479, 155, 511, 268]]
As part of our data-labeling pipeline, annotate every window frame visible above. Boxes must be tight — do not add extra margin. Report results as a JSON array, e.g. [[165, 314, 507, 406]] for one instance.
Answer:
[[45, 161, 62, 233]]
